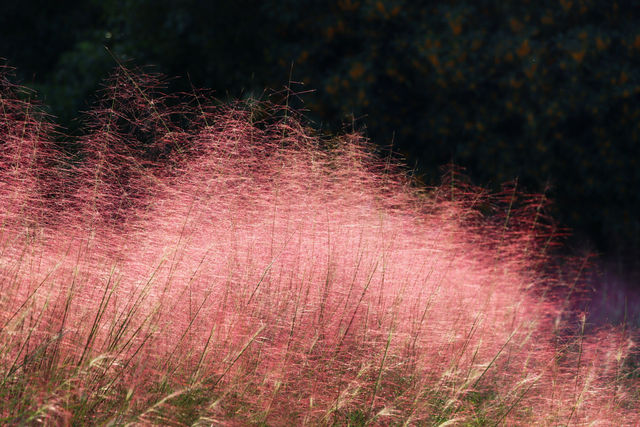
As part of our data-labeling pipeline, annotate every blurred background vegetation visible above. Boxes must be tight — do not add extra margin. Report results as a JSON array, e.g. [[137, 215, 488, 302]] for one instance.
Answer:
[[1, 0, 639, 277]]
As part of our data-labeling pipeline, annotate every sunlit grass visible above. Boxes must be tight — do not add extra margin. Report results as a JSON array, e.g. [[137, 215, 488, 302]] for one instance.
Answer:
[[0, 66, 638, 425]]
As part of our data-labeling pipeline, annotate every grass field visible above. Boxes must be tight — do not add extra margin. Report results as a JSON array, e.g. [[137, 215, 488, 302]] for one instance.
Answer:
[[0, 67, 638, 425]]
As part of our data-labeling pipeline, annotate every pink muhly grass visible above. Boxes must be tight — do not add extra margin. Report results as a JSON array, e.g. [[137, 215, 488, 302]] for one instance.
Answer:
[[0, 66, 638, 425], [0, 67, 63, 230]]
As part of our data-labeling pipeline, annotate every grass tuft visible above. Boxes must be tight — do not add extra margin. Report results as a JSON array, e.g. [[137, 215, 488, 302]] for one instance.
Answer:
[[0, 66, 638, 425]]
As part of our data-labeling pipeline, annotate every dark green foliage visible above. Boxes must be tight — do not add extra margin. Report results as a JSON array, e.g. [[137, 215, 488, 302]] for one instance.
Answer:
[[339, 409, 368, 426], [1, 0, 639, 271], [0, 0, 105, 125]]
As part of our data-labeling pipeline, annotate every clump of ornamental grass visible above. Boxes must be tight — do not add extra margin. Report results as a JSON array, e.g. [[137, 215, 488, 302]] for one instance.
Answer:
[[0, 67, 63, 230], [0, 66, 638, 426]]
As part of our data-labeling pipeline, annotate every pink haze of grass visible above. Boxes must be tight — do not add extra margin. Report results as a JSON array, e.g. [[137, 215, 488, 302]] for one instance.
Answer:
[[0, 66, 638, 425]]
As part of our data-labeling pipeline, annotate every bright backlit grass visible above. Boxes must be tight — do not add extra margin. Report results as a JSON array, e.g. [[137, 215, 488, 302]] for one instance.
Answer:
[[0, 66, 638, 425]]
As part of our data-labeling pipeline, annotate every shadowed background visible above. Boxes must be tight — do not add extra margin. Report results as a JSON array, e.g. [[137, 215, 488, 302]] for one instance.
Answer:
[[1, 0, 639, 283]]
